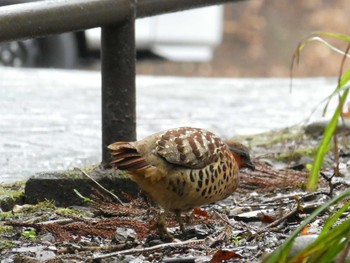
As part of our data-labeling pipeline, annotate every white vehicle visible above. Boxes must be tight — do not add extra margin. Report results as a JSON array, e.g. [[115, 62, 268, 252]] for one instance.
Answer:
[[0, 1, 223, 68]]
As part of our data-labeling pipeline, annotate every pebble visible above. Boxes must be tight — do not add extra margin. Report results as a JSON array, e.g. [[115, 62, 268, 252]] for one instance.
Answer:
[[114, 227, 137, 243]]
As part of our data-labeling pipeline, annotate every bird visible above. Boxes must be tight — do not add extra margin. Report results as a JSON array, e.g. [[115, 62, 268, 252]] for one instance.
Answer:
[[108, 127, 254, 239]]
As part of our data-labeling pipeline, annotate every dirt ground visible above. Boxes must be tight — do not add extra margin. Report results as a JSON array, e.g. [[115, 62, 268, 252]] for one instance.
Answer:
[[137, 0, 350, 78], [2, 2, 350, 261], [1, 126, 349, 262]]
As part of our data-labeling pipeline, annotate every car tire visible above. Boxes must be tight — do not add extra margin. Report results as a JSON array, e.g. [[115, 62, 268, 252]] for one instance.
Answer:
[[36, 33, 79, 69], [0, 33, 79, 69], [0, 40, 38, 67]]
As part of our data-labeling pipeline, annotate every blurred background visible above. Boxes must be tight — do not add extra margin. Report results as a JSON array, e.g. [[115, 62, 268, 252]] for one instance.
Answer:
[[1, 0, 349, 182], [0, 0, 349, 77], [136, 0, 350, 77]]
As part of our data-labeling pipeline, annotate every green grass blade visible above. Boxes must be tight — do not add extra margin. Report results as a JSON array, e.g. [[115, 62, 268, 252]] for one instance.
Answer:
[[314, 31, 350, 43], [291, 219, 350, 262], [307, 88, 349, 191], [292, 217, 350, 258], [307, 107, 340, 190], [322, 67, 350, 116], [263, 188, 350, 263], [321, 199, 350, 235]]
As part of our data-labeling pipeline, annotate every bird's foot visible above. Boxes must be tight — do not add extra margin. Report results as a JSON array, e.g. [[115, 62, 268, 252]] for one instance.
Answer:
[[150, 212, 174, 241], [174, 209, 186, 234]]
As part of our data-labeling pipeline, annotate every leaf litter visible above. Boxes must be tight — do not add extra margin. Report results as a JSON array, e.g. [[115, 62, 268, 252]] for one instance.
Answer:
[[1, 126, 350, 262]]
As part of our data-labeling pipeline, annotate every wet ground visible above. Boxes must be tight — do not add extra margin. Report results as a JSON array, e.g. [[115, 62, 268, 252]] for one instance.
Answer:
[[1, 66, 349, 261], [0, 67, 341, 183], [1, 124, 350, 262]]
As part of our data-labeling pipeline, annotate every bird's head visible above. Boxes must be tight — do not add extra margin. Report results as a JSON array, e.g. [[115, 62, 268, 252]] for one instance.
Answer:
[[226, 141, 255, 171]]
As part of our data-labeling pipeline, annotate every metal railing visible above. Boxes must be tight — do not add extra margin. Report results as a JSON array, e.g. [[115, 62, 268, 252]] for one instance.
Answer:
[[0, 0, 245, 163]]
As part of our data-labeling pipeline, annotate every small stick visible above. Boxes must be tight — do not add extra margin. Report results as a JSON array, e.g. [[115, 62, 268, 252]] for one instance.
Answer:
[[78, 168, 125, 206], [93, 239, 205, 259], [214, 211, 259, 233], [37, 218, 74, 225], [261, 207, 299, 231], [258, 203, 320, 233], [57, 243, 128, 254]]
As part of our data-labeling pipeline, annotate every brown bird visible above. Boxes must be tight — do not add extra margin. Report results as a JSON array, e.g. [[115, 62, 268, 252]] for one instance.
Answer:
[[108, 127, 254, 238]]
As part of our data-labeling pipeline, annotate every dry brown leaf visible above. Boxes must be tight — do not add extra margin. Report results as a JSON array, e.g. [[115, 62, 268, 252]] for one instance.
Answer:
[[341, 103, 350, 118], [210, 249, 243, 263], [259, 213, 276, 224], [193, 207, 209, 217], [300, 224, 310, 235]]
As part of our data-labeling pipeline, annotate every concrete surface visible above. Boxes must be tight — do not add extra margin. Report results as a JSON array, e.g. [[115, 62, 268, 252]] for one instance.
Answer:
[[0, 67, 341, 183], [24, 167, 138, 207]]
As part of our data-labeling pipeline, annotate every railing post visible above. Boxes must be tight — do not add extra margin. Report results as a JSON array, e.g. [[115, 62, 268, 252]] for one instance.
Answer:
[[101, 2, 136, 164]]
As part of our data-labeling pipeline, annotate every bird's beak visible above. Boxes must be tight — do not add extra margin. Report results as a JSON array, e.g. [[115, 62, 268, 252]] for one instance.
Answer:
[[245, 161, 255, 171]]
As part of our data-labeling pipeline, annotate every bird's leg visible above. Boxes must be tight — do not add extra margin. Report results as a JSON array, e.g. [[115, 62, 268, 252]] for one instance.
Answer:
[[174, 209, 185, 233], [150, 210, 173, 240]]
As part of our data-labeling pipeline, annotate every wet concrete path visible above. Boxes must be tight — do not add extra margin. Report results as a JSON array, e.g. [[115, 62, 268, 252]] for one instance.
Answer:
[[0, 68, 338, 182]]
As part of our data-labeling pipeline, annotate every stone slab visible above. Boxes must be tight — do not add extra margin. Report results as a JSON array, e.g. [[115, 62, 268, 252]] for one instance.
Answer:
[[24, 167, 138, 207]]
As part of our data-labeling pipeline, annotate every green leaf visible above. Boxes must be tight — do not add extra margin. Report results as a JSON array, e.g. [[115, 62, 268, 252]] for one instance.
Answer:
[[263, 188, 350, 263], [73, 189, 95, 204], [22, 229, 36, 240], [314, 31, 350, 43], [307, 88, 348, 191], [291, 219, 350, 262], [321, 199, 350, 235]]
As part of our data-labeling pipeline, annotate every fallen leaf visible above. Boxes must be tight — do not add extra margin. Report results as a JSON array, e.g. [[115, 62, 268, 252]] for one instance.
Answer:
[[193, 207, 209, 217], [259, 213, 275, 224], [341, 103, 350, 118], [210, 249, 243, 263], [300, 224, 310, 235]]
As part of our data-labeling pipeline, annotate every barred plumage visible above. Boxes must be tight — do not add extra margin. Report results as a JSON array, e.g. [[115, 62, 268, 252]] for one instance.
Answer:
[[108, 127, 254, 238]]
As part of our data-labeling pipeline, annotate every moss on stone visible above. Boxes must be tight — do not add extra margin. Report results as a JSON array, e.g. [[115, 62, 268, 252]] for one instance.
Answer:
[[0, 180, 26, 211], [55, 207, 90, 217], [275, 147, 318, 162], [0, 240, 15, 250], [233, 126, 306, 148]]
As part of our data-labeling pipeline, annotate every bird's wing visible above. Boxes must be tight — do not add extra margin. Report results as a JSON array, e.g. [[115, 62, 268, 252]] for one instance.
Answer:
[[108, 141, 150, 171], [155, 127, 225, 169]]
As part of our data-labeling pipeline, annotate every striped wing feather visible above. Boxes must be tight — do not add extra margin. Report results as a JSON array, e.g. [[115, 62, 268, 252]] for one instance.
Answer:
[[155, 127, 224, 169], [108, 142, 150, 171]]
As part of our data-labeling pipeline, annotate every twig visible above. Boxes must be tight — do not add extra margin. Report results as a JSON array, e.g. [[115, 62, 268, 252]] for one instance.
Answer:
[[333, 129, 340, 178], [57, 243, 128, 254], [37, 218, 74, 225], [214, 211, 258, 233], [263, 191, 326, 204], [78, 168, 125, 206], [93, 239, 205, 259], [257, 203, 321, 234], [320, 172, 336, 198], [260, 207, 299, 231]]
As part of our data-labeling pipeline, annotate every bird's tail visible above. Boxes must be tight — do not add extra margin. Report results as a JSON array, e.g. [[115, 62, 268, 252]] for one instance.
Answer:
[[107, 142, 150, 171]]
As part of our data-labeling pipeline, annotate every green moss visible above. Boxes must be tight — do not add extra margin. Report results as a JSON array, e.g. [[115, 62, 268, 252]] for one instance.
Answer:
[[79, 164, 100, 173], [0, 225, 13, 235], [118, 170, 129, 178], [0, 180, 26, 210], [12, 200, 56, 215], [55, 207, 89, 217], [0, 211, 22, 220], [256, 127, 305, 147], [26, 200, 56, 212], [232, 126, 307, 149], [21, 229, 37, 240], [275, 147, 317, 162], [0, 240, 15, 249], [56, 164, 102, 179], [0, 180, 26, 196]]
